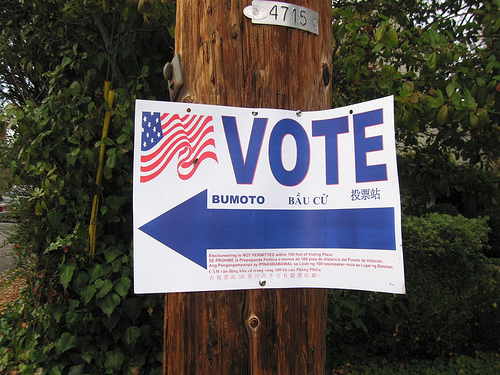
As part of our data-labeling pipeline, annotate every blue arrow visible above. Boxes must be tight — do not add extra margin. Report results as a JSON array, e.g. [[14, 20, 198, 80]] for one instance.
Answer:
[[139, 189, 396, 269]]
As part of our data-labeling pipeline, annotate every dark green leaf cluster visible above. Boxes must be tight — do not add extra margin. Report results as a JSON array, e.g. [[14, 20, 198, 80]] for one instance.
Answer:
[[332, 351, 500, 374], [331, 0, 500, 216], [327, 213, 500, 370], [484, 205, 500, 258], [0, 0, 175, 373]]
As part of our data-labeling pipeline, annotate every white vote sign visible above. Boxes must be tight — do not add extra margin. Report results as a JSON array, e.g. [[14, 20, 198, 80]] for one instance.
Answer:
[[133, 96, 405, 294]]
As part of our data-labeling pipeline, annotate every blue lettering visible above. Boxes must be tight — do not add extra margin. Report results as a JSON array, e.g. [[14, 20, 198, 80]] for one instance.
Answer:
[[222, 116, 267, 184], [312, 116, 349, 185], [353, 109, 387, 182], [269, 119, 310, 186], [222, 108, 387, 186], [212, 195, 266, 204]]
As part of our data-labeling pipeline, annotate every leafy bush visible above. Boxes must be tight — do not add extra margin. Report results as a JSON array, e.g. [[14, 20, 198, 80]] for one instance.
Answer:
[[326, 289, 370, 367], [327, 213, 499, 369], [426, 203, 460, 216], [332, 351, 500, 374], [470, 267, 500, 349], [399, 153, 500, 218], [484, 206, 500, 258], [0, 1, 175, 373], [369, 214, 495, 357], [331, 0, 500, 218]]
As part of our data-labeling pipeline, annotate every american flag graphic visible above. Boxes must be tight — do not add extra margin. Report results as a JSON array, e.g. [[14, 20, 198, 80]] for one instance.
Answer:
[[140, 112, 218, 183]]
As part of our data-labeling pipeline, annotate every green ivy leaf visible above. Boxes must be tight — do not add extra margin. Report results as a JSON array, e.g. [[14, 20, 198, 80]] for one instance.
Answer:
[[66, 310, 80, 326], [49, 365, 63, 375], [104, 350, 125, 371], [80, 285, 97, 305], [94, 278, 105, 289], [123, 297, 143, 322], [81, 351, 93, 364], [98, 292, 121, 317], [140, 324, 152, 339], [114, 277, 131, 297], [72, 270, 89, 289], [51, 304, 64, 323], [89, 264, 105, 283], [97, 279, 113, 298], [103, 311, 120, 331], [104, 248, 123, 263], [59, 263, 76, 289], [68, 364, 84, 375], [124, 326, 141, 347], [56, 332, 77, 356]]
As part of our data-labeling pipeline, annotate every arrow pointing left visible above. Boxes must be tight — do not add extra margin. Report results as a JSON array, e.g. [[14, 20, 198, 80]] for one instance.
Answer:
[[139, 190, 396, 269]]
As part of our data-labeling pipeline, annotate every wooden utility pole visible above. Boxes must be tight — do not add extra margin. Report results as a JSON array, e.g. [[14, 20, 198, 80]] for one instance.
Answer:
[[164, 1, 332, 374]]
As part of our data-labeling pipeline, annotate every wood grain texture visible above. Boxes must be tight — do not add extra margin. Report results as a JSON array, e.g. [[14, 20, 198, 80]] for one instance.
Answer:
[[175, 0, 332, 110], [165, 1, 332, 374]]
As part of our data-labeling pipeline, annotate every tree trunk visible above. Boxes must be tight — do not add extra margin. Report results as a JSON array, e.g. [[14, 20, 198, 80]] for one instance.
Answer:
[[165, 1, 332, 374]]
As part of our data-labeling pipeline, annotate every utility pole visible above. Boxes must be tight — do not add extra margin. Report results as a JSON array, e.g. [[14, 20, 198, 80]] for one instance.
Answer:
[[164, 1, 332, 373]]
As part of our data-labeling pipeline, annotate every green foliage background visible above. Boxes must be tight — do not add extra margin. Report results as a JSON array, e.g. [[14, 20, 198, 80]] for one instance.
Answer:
[[326, 214, 500, 371], [0, 0, 499, 373], [1, 0, 175, 372], [331, 0, 500, 217]]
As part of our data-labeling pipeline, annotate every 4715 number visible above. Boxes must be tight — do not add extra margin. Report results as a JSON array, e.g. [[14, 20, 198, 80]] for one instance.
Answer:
[[269, 4, 307, 26]]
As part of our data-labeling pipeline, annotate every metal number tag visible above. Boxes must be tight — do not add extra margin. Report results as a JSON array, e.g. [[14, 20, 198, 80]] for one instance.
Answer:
[[244, 1, 319, 35]]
